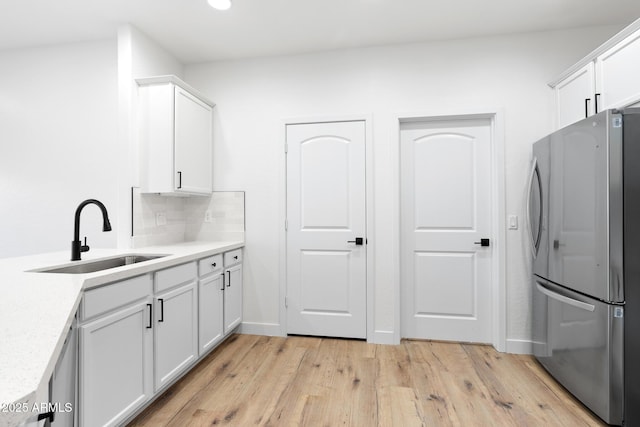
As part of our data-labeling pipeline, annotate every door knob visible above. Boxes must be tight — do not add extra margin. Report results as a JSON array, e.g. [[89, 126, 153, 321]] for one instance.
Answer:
[[474, 238, 490, 247], [347, 237, 364, 245]]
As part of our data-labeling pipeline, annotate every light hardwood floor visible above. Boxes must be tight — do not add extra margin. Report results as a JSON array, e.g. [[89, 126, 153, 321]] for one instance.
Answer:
[[128, 334, 605, 426]]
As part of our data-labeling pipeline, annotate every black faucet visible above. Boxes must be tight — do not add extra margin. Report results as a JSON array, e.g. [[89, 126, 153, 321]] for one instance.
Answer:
[[71, 199, 112, 261]]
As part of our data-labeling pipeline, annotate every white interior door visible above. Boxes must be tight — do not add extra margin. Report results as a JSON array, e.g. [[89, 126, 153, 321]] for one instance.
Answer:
[[400, 118, 493, 343], [286, 120, 366, 339]]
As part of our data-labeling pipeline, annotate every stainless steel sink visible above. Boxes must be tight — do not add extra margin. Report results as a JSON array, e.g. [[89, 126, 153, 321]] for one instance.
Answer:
[[32, 254, 169, 274]]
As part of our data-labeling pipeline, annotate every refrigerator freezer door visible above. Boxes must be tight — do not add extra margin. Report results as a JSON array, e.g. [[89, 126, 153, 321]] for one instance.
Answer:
[[547, 110, 623, 303], [534, 278, 623, 425]]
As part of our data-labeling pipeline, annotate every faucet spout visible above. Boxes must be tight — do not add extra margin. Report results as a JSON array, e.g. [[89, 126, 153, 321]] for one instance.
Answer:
[[71, 199, 112, 261]]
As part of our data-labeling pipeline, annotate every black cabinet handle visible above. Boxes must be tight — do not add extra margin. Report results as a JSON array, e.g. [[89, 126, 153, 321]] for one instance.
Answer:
[[585, 98, 591, 118], [233, 255, 238, 260], [177, 171, 182, 189], [595, 93, 601, 114], [146, 304, 152, 329], [220, 272, 225, 290], [158, 298, 164, 322], [212, 262, 217, 267], [227, 270, 231, 287]]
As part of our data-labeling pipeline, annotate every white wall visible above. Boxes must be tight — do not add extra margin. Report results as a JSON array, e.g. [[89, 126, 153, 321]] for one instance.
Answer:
[[0, 23, 622, 349], [116, 25, 186, 248], [0, 41, 118, 258], [0, 26, 186, 258], [120, 25, 246, 250], [184, 25, 621, 348]]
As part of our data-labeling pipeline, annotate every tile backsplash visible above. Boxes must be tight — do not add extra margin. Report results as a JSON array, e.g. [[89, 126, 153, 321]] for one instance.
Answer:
[[186, 191, 245, 241], [131, 190, 245, 247]]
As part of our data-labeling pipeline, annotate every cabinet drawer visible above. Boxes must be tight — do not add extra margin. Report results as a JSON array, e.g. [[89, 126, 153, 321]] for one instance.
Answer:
[[155, 262, 197, 293], [199, 254, 223, 277], [224, 249, 243, 267], [81, 274, 152, 321]]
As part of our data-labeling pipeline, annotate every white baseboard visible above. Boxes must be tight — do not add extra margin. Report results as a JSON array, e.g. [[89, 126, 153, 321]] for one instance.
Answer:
[[369, 330, 400, 345], [505, 338, 533, 355], [238, 322, 284, 337], [237, 323, 533, 355], [238, 324, 401, 345]]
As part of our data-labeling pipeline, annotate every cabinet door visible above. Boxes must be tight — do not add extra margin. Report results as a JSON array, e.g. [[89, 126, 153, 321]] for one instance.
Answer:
[[174, 86, 213, 194], [596, 30, 640, 111], [224, 264, 243, 333], [79, 300, 153, 427], [199, 273, 224, 355], [50, 322, 77, 427], [154, 281, 198, 391], [555, 62, 595, 129]]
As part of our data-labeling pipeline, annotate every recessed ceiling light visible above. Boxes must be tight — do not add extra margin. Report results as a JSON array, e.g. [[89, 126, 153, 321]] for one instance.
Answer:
[[208, 0, 231, 10]]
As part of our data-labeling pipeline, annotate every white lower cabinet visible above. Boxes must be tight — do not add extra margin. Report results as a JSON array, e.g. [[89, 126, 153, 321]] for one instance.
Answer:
[[79, 275, 153, 427], [77, 249, 242, 426], [198, 255, 224, 355], [224, 263, 243, 332], [198, 249, 243, 354], [153, 262, 198, 391]]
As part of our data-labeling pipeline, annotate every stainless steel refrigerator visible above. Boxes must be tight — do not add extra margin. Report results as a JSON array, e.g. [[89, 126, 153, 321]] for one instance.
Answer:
[[529, 109, 640, 426]]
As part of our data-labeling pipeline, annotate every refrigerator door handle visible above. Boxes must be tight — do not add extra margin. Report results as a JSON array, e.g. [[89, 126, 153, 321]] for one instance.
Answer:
[[536, 282, 595, 312], [526, 157, 543, 257]]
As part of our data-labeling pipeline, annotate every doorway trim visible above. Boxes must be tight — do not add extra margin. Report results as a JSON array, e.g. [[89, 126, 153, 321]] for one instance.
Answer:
[[392, 109, 506, 351], [279, 114, 375, 341]]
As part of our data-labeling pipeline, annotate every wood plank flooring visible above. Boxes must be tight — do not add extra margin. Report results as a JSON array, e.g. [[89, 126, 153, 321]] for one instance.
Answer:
[[127, 334, 605, 426]]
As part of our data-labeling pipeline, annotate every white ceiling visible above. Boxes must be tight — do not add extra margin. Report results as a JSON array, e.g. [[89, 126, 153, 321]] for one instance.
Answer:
[[2, 0, 640, 63]]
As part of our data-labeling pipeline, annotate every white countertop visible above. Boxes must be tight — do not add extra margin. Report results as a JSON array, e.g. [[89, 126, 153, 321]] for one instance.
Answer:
[[0, 240, 243, 427]]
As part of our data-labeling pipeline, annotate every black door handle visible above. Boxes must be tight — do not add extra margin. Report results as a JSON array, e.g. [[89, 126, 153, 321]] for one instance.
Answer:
[[474, 238, 490, 247], [347, 237, 364, 245]]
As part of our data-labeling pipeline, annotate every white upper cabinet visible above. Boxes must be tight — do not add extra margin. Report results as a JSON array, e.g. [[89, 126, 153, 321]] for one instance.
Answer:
[[596, 30, 640, 112], [137, 75, 214, 196], [551, 18, 640, 129], [555, 62, 596, 129]]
